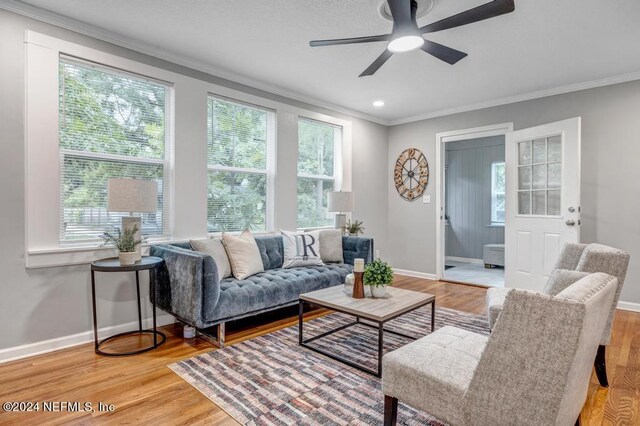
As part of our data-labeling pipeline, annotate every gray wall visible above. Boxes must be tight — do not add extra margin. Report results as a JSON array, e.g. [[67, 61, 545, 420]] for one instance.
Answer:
[[445, 136, 505, 260], [0, 9, 388, 351], [388, 79, 640, 304]]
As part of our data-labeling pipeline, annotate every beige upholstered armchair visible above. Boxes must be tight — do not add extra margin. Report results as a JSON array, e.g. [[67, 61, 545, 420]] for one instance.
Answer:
[[486, 243, 630, 387], [382, 272, 617, 426]]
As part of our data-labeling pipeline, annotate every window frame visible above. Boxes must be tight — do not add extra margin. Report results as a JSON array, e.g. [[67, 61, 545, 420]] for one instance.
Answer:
[[58, 57, 173, 243], [490, 161, 506, 224], [296, 116, 343, 230], [206, 95, 276, 234]]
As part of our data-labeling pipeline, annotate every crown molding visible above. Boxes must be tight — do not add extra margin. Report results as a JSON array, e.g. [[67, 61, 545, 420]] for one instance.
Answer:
[[4, 0, 640, 129], [389, 70, 640, 126], [0, 0, 390, 126]]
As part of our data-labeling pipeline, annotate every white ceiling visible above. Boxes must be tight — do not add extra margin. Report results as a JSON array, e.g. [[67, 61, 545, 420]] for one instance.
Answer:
[[11, 0, 640, 124]]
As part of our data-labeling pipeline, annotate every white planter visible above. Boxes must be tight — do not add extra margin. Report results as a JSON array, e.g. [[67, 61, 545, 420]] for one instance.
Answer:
[[118, 251, 137, 266], [370, 285, 388, 298]]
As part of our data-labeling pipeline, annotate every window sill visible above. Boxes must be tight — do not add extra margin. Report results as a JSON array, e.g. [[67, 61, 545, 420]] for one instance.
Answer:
[[26, 238, 175, 269], [486, 223, 505, 228]]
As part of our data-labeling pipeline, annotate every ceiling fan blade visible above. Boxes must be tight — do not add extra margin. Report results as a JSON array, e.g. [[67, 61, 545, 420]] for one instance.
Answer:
[[419, 0, 515, 34], [310, 34, 391, 47], [359, 50, 394, 77], [388, 0, 412, 28], [420, 40, 467, 65]]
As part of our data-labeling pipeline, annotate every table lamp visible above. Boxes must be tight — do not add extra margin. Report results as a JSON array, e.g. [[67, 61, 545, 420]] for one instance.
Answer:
[[107, 178, 157, 261], [327, 191, 354, 230]]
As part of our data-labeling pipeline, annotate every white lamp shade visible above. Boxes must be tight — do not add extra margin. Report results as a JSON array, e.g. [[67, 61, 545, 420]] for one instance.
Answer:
[[327, 191, 354, 213], [107, 178, 158, 213]]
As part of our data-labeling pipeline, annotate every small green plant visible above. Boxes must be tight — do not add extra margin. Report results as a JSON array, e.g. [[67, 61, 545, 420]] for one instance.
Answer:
[[363, 259, 394, 287], [100, 225, 142, 252], [344, 219, 365, 235]]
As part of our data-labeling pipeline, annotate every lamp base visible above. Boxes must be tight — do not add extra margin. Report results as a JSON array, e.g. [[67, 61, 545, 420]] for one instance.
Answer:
[[122, 216, 142, 261], [334, 213, 347, 231]]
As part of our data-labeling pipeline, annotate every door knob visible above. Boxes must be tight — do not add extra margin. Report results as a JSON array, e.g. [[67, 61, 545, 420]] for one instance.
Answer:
[[566, 220, 576, 226], [568, 207, 576, 213]]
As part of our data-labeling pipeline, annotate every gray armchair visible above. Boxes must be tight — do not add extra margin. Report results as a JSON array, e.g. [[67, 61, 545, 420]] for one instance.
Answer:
[[383, 272, 617, 426], [486, 243, 630, 387]]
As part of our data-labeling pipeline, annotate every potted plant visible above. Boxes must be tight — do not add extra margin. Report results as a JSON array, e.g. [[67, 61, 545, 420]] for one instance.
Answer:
[[344, 219, 365, 236], [363, 259, 394, 298], [101, 225, 143, 266]]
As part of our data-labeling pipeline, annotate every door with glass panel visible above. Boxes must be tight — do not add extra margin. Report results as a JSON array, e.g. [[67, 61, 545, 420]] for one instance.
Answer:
[[505, 118, 581, 291]]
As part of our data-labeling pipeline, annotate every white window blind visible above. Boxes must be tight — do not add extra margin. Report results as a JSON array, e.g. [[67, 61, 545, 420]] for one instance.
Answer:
[[207, 96, 275, 233], [491, 161, 506, 223], [59, 58, 171, 242], [297, 118, 342, 229]]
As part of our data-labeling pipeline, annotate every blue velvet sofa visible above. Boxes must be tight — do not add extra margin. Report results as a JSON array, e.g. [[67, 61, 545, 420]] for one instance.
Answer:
[[150, 235, 372, 346]]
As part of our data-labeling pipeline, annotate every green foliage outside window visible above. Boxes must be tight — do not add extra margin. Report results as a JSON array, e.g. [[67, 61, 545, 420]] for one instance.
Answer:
[[59, 60, 166, 240], [207, 99, 269, 232], [297, 119, 339, 228]]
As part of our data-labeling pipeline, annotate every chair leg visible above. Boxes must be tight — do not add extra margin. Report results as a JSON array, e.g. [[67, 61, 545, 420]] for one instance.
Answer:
[[384, 395, 398, 426], [594, 345, 608, 387]]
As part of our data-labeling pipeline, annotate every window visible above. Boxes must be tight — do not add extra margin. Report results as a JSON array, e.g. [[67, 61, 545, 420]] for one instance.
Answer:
[[207, 96, 275, 232], [297, 118, 342, 228], [491, 162, 506, 223], [59, 58, 171, 241], [517, 136, 562, 216]]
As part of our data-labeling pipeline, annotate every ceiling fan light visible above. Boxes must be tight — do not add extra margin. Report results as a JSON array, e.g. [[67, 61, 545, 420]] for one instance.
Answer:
[[387, 35, 424, 53]]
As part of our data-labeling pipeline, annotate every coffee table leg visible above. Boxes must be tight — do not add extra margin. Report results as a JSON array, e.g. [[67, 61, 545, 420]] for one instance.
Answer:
[[378, 321, 384, 377], [431, 300, 436, 333], [298, 300, 304, 345]]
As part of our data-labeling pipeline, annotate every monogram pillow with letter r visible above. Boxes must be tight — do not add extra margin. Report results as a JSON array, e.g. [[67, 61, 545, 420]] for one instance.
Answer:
[[281, 230, 324, 268]]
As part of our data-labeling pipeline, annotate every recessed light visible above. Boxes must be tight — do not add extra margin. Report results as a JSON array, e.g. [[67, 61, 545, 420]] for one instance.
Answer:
[[373, 100, 385, 107]]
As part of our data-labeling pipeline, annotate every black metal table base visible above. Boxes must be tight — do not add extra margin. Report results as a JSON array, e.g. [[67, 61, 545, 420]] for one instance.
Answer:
[[298, 299, 435, 377], [91, 257, 166, 357], [95, 330, 166, 356]]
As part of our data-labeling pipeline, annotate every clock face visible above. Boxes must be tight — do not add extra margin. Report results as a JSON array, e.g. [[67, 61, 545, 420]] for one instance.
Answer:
[[394, 148, 429, 201]]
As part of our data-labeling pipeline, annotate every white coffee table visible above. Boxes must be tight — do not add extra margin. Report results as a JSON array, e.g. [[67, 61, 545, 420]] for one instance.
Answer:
[[298, 285, 435, 377]]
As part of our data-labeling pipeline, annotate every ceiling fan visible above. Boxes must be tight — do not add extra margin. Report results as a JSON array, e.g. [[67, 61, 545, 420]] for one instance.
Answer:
[[309, 0, 515, 77]]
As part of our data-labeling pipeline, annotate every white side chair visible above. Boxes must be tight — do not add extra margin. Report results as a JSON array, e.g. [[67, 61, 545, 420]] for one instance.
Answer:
[[382, 272, 617, 426], [487, 243, 630, 387]]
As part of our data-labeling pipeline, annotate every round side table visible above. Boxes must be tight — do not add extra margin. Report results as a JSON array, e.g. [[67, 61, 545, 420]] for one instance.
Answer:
[[91, 256, 166, 356]]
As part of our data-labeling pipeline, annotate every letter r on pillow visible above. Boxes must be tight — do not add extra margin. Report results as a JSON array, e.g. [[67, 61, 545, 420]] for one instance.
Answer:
[[297, 234, 317, 259]]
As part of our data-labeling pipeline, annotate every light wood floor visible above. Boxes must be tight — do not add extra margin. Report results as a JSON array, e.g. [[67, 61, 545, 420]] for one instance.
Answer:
[[0, 276, 638, 425]]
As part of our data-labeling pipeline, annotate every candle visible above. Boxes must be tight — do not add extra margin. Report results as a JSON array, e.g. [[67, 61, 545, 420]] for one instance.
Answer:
[[354, 258, 365, 273]]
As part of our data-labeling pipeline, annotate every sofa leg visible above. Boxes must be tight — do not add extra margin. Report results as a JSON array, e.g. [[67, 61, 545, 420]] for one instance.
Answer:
[[384, 395, 398, 426], [197, 323, 226, 348], [217, 323, 226, 348], [594, 345, 608, 387]]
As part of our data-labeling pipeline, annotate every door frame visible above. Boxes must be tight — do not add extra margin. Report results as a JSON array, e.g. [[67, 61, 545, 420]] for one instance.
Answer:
[[435, 122, 514, 281]]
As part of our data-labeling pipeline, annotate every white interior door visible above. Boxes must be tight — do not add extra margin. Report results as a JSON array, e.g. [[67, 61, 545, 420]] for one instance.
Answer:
[[505, 117, 581, 291]]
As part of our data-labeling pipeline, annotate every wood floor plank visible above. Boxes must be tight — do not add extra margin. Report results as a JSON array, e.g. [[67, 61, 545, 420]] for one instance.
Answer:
[[0, 276, 637, 425]]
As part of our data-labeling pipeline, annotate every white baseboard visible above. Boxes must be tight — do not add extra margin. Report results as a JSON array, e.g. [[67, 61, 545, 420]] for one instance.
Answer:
[[617, 301, 640, 312], [0, 314, 175, 364], [446, 256, 484, 264], [394, 268, 437, 281]]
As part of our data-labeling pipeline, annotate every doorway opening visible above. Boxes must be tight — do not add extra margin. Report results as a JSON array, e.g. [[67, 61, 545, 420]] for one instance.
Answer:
[[435, 123, 513, 287]]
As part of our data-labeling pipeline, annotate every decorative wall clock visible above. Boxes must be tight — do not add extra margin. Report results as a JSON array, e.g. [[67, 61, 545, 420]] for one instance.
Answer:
[[394, 148, 429, 201]]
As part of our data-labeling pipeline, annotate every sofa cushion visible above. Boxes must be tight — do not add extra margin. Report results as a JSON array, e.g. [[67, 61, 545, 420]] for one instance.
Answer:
[[319, 229, 344, 263], [382, 326, 487, 426], [281, 230, 323, 268], [203, 263, 352, 323], [223, 230, 264, 280], [190, 238, 232, 279]]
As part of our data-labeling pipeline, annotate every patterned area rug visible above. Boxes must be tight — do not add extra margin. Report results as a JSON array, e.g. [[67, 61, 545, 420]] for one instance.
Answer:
[[170, 306, 489, 425]]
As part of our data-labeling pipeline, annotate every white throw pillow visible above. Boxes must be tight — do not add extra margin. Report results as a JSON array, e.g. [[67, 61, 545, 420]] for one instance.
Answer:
[[319, 229, 344, 263], [281, 230, 324, 268], [190, 238, 232, 279], [222, 230, 264, 280]]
